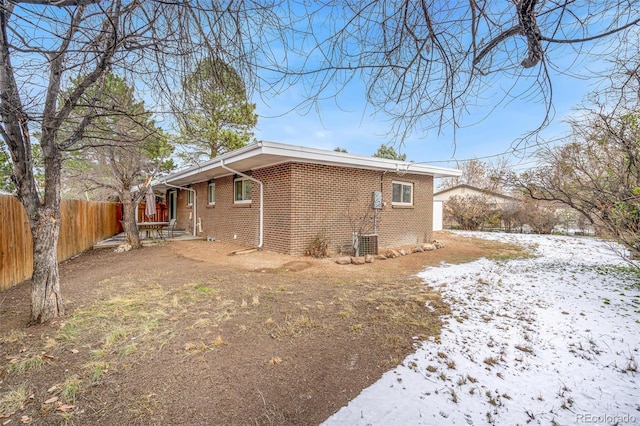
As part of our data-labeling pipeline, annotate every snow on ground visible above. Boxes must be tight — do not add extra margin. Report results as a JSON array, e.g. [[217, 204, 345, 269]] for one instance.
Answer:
[[323, 232, 640, 425]]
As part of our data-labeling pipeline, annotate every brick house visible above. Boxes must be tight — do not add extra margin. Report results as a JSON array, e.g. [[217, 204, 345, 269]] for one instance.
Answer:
[[154, 141, 460, 255]]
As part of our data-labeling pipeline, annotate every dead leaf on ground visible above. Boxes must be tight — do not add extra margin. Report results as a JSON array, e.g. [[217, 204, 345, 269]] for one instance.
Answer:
[[55, 403, 75, 412], [43, 396, 58, 404]]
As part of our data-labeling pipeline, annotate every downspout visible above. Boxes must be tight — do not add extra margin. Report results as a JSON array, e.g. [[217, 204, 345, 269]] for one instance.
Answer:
[[161, 182, 197, 237], [221, 159, 264, 249]]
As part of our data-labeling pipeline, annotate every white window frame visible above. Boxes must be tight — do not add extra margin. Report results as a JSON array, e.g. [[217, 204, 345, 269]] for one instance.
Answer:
[[208, 182, 216, 205], [391, 181, 413, 206], [234, 178, 252, 204], [186, 187, 193, 206]]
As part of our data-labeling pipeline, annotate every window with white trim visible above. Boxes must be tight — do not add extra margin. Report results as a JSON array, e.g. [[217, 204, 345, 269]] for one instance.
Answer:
[[186, 188, 193, 206], [234, 178, 252, 203], [208, 182, 216, 205], [392, 181, 413, 206]]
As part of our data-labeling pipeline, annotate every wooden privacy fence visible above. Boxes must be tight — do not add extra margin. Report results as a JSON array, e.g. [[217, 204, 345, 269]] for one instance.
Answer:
[[0, 195, 120, 290]]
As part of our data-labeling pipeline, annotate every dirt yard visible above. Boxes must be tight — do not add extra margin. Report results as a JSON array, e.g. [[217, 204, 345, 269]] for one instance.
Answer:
[[0, 232, 525, 425]]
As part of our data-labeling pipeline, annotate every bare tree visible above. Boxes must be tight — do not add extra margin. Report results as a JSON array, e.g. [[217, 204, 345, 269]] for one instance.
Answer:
[[443, 194, 500, 231], [0, 1, 289, 324], [345, 200, 376, 256], [517, 198, 561, 234], [437, 158, 512, 192], [291, 1, 638, 143], [515, 49, 640, 258], [500, 198, 524, 233], [63, 74, 174, 249]]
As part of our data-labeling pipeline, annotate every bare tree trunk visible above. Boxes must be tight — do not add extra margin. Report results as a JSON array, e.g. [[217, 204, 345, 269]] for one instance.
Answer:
[[27, 145, 65, 324], [122, 188, 142, 249], [30, 207, 64, 324]]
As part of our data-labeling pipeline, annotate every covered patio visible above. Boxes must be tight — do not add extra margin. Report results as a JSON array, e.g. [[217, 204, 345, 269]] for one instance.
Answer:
[[93, 228, 203, 249]]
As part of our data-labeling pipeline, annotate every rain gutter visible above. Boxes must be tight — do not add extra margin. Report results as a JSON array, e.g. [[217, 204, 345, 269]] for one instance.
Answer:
[[220, 159, 264, 249]]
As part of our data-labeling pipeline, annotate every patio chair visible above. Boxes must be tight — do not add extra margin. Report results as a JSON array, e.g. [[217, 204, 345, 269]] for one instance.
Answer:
[[167, 218, 177, 238]]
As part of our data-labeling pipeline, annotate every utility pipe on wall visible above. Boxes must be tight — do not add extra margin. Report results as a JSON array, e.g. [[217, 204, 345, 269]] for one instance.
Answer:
[[221, 160, 264, 249], [161, 182, 197, 236]]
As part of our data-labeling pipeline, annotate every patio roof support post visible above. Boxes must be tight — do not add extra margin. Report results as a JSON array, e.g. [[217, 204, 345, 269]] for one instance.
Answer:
[[160, 182, 197, 237], [221, 160, 264, 249]]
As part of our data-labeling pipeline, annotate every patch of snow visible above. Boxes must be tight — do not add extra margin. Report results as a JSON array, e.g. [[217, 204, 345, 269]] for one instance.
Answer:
[[323, 232, 640, 425]]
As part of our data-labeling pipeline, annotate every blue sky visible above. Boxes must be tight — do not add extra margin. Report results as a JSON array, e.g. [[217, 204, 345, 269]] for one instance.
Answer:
[[252, 66, 601, 172], [7, 1, 632, 177], [247, 2, 636, 173]]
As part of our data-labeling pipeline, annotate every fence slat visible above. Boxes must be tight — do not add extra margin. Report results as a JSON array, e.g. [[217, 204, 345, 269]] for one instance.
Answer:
[[0, 195, 120, 290]]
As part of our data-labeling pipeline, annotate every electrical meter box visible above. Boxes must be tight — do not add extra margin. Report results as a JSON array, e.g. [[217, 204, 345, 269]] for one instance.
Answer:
[[372, 191, 383, 209]]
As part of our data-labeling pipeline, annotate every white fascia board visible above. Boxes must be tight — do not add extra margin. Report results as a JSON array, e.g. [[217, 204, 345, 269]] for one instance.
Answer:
[[259, 141, 461, 177], [156, 140, 461, 187]]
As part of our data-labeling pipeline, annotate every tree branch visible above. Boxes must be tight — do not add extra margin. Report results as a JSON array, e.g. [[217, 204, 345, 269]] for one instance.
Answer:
[[540, 17, 640, 44], [473, 26, 520, 67], [13, 0, 102, 6]]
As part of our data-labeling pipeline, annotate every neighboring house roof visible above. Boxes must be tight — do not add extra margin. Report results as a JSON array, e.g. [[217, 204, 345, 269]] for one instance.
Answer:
[[154, 140, 461, 190], [433, 184, 518, 202]]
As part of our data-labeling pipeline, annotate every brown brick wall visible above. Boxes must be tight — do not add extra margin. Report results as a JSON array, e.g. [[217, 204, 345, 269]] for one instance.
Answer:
[[287, 164, 434, 255], [172, 162, 434, 255], [288, 163, 379, 255], [174, 177, 260, 247], [379, 173, 434, 247], [253, 164, 292, 254]]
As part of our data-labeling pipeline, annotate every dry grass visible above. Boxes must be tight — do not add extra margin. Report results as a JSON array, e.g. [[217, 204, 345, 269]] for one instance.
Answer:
[[361, 283, 448, 339], [1, 279, 245, 413], [8, 354, 46, 374], [484, 356, 499, 367], [0, 329, 26, 345], [83, 361, 109, 383], [337, 303, 356, 319], [60, 376, 81, 404], [126, 393, 160, 421], [184, 341, 211, 354], [482, 241, 533, 261], [270, 315, 320, 339], [0, 232, 523, 425], [515, 344, 534, 354], [189, 317, 212, 329], [0, 385, 28, 415], [268, 357, 283, 366]]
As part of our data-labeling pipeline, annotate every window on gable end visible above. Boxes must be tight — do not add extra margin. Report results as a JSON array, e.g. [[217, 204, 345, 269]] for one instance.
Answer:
[[392, 181, 413, 206]]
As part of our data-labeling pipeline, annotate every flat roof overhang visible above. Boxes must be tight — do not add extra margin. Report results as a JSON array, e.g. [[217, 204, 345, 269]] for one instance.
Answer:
[[153, 140, 461, 190]]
